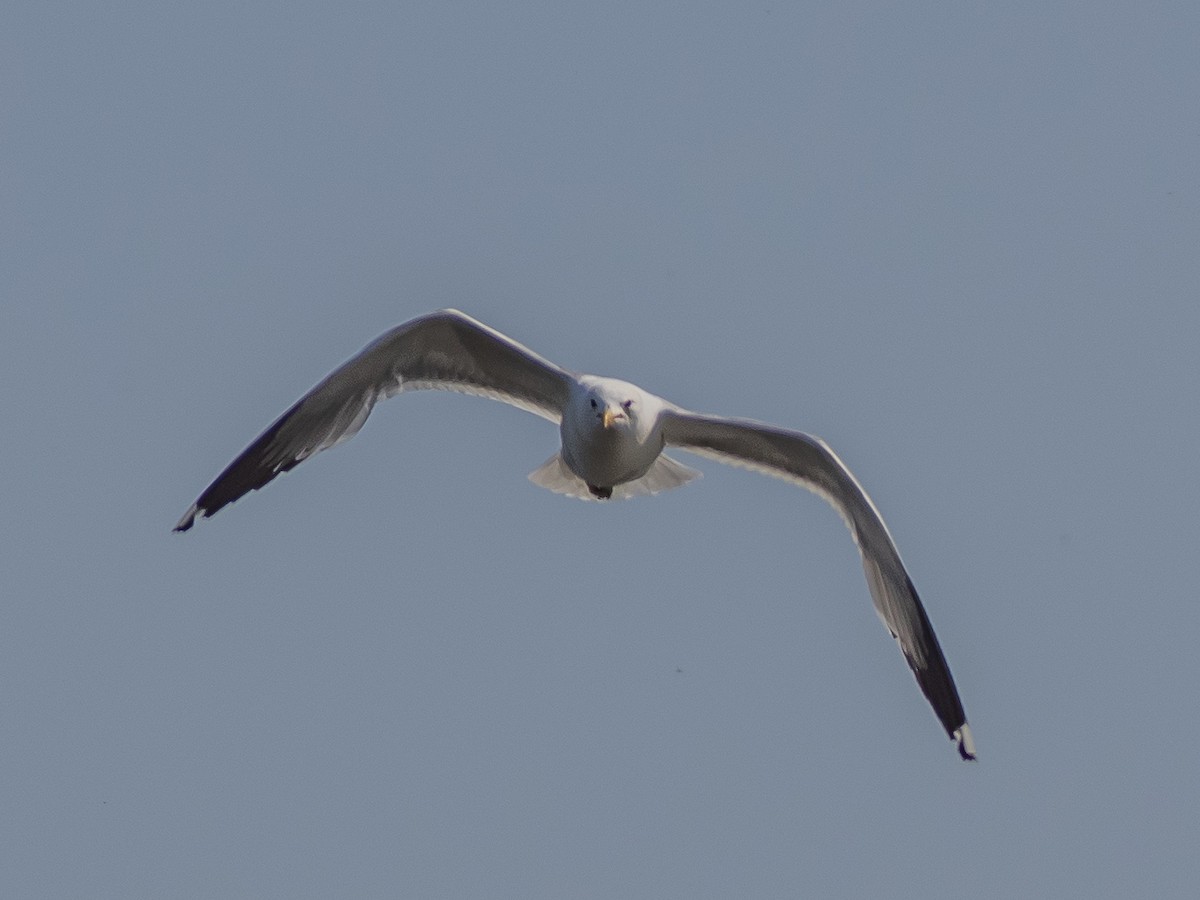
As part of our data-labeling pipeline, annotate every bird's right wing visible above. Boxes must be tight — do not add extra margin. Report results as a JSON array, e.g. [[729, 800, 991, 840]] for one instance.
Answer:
[[175, 309, 575, 531]]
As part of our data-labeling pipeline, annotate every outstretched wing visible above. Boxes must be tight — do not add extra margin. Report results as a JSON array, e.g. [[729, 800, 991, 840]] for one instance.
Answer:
[[661, 409, 975, 760], [175, 309, 575, 531]]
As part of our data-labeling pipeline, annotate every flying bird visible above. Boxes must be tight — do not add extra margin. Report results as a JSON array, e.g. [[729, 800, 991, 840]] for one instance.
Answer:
[[176, 309, 975, 760]]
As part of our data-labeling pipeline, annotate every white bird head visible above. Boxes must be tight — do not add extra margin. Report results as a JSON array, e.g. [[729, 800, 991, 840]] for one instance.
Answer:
[[577, 377, 645, 433]]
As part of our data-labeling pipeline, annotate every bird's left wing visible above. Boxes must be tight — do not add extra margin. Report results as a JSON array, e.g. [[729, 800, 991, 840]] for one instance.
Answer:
[[175, 309, 575, 531], [661, 409, 975, 760]]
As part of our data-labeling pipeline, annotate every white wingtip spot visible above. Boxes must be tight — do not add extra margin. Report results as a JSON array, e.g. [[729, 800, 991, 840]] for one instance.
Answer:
[[955, 724, 977, 761]]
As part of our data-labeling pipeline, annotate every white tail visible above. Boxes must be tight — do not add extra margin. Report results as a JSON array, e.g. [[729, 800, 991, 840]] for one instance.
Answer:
[[528, 453, 701, 500]]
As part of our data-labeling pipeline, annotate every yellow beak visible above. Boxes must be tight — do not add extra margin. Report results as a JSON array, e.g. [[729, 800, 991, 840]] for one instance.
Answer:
[[602, 409, 618, 429]]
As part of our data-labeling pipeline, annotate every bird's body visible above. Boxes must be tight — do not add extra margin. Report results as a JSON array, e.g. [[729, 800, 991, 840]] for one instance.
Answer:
[[558, 378, 678, 493], [176, 309, 976, 760]]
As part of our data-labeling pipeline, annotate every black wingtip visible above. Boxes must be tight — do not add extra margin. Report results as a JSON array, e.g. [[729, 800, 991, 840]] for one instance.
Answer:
[[173, 504, 202, 533]]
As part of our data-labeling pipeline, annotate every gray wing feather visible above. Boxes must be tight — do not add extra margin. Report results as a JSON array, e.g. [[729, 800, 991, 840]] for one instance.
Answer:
[[175, 310, 575, 531], [661, 409, 975, 760]]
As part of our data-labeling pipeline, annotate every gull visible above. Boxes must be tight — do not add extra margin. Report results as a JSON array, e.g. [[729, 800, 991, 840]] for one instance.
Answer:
[[175, 309, 975, 760]]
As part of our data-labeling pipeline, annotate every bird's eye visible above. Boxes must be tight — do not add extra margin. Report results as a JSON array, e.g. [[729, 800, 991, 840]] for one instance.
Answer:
[[590, 399, 598, 409], [622, 400, 633, 411]]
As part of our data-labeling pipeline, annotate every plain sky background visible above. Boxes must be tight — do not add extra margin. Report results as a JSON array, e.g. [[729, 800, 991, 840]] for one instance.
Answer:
[[4, 2, 1199, 897]]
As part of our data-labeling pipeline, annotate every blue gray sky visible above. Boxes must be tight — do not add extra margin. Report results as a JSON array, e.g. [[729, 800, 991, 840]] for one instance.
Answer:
[[5, 2, 1199, 897]]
